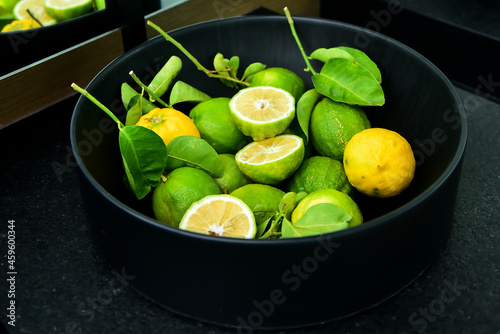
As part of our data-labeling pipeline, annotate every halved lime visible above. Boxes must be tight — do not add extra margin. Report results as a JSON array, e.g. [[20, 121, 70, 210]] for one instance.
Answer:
[[14, 0, 56, 25], [44, 0, 93, 22], [229, 86, 295, 141], [235, 134, 305, 185], [179, 194, 257, 239]]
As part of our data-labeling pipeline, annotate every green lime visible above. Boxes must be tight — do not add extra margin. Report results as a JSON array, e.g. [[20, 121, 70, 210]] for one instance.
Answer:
[[214, 154, 253, 194], [287, 156, 352, 195], [230, 184, 285, 226], [94, 0, 105, 10], [44, 0, 94, 22], [229, 86, 295, 141], [249, 67, 307, 102], [310, 98, 371, 161], [189, 97, 249, 154], [235, 134, 305, 185], [152, 167, 222, 227], [14, 0, 56, 25], [0, 0, 20, 14], [291, 188, 363, 227]]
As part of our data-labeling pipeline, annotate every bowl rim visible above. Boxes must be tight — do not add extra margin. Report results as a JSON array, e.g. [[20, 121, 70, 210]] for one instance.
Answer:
[[70, 15, 468, 246]]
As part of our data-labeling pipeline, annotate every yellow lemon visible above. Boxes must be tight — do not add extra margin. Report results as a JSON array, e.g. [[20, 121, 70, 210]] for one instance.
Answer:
[[135, 108, 200, 147], [343, 128, 416, 198]]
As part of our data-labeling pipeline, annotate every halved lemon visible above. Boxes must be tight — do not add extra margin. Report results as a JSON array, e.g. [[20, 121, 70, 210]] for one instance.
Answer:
[[235, 134, 305, 185], [229, 86, 295, 141], [14, 0, 56, 25], [179, 195, 256, 239], [44, 0, 93, 22]]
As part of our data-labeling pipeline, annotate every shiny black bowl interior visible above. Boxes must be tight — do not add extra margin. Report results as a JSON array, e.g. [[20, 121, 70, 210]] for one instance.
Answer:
[[70, 16, 467, 329]]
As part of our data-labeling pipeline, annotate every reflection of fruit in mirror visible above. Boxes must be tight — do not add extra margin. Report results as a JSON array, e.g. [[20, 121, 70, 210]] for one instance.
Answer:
[[0, 0, 20, 13], [13, 0, 56, 25], [94, 0, 105, 10], [44, 0, 93, 22], [1, 17, 39, 31]]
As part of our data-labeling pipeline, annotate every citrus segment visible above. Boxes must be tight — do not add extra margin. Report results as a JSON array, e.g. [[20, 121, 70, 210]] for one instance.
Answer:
[[14, 0, 56, 25], [179, 195, 256, 239], [229, 86, 295, 141], [235, 134, 304, 185], [44, 0, 93, 22], [343, 128, 415, 197], [135, 108, 200, 147]]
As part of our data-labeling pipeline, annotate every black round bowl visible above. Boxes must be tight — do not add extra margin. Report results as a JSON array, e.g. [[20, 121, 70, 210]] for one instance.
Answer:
[[70, 16, 467, 329]]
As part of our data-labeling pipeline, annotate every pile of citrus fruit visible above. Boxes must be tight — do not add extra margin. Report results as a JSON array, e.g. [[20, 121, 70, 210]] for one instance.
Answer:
[[1, 0, 103, 32], [72, 16, 416, 240]]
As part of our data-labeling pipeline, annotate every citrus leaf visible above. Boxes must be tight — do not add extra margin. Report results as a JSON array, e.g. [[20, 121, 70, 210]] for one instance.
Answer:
[[241, 62, 266, 80], [310, 47, 353, 63], [214, 52, 235, 88], [147, 55, 182, 101], [310, 47, 382, 84], [336, 46, 382, 83], [121, 82, 138, 109], [169, 81, 211, 105], [256, 216, 273, 238], [125, 95, 157, 126], [296, 88, 321, 142], [281, 203, 350, 238], [125, 102, 142, 126], [312, 57, 385, 106], [279, 192, 298, 220], [228, 55, 239, 79], [166, 136, 223, 177], [119, 125, 168, 199]]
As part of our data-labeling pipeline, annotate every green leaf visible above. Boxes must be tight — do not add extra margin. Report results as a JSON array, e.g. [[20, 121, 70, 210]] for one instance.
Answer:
[[125, 101, 142, 126], [337, 47, 382, 83], [147, 55, 182, 101], [165, 136, 223, 177], [119, 125, 168, 199], [310, 47, 382, 84], [227, 55, 239, 79], [242, 62, 266, 80], [256, 216, 273, 239], [279, 192, 298, 220], [121, 82, 138, 109], [310, 47, 353, 63], [281, 203, 351, 238], [169, 81, 211, 105], [312, 57, 385, 106], [214, 53, 238, 88], [125, 95, 157, 126], [296, 89, 321, 142]]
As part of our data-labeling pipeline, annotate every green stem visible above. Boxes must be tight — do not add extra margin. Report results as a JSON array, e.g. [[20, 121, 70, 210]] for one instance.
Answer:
[[71, 83, 124, 129], [129, 71, 170, 108], [147, 20, 250, 87], [284, 7, 317, 76], [147, 20, 208, 73]]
